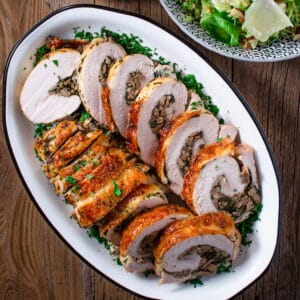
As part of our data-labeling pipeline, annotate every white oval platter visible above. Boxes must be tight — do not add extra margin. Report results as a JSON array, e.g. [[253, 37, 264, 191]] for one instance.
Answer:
[[3, 5, 281, 300]]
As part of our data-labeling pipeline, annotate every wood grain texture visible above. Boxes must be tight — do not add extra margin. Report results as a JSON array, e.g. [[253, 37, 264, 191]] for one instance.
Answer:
[[0, 0, 299, 299]]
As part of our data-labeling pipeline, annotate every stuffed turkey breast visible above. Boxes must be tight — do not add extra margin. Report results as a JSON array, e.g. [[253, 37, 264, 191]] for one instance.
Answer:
[[127, 77, 188, 166], [218, 124, 239, 142], [51, 133, 119, 195], [20, 49, 81, 123], [119, 204, 193, 273], [155, 109, 219, 195], [182, 138, 260, 222], [154, 212, 241, 284], [107, 54, 154, 136], [72, 163, 149, 228], [64, 148, 133, 206], [34, 120, 78, 162], [42, 129, 102, 178], [78, 38, 126, 124], [100, 184, 168, 246]]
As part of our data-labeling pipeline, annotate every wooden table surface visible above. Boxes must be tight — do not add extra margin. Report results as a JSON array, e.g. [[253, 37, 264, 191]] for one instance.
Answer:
[[0, 0, 299, 299]]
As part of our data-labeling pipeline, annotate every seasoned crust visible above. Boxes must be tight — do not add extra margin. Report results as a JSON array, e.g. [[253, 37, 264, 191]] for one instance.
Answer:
[[119, 204, 193, 257], [182, 138, 235, 212], [101, 85, 116, 132], [153, 212, 241, 264], [42, 129, 102, 178], [72, 163, 149, 228], [34, 120, 78, 162]]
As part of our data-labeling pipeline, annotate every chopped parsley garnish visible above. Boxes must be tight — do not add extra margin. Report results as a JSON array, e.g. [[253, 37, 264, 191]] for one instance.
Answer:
[[185, 277, 203, 288], [237, 203, 262, 246], [74, 29, 94, 41], [72, 185, 80, 194], [216, 137, 223, 142], [86, 174, 94, 179], [144, 269, 155, 277], [113, 181, 123, 196], [34, 149, 43, 162], [217, 260, 231, 274], [114, 258, 123, 266], [74, 160, 88, 172], [65, 176, 76, 185], [33, 44, 50, 66], [79, 111, 91, 122], [34, 123, 54, 137], [52, 59, 59, 66], [87, 225, 110, 250]]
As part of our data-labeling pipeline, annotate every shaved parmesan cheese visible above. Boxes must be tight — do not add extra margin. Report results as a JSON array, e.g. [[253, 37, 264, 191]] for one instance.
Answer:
[[243, 0, 293, 42]]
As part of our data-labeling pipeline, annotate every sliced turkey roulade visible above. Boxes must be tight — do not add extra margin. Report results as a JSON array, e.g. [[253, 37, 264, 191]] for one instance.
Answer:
[[78, 38, 126, 124], [51, 133, 119, 196], [119, 204, 193, 273], [182, 138, 260, 222], [127, 77, 188, 166], [218, 124, 239, 142], [34, 120, 78, 162], [100, 184, 168, 247], [72, 163, 149, 228], [42, 129, 102, 178], [155, 109, 219, 195], [64, 148, 133, 206], [20, 49, 81, 123], [154, 212, 241, 283], [107, 54, 154, 136]]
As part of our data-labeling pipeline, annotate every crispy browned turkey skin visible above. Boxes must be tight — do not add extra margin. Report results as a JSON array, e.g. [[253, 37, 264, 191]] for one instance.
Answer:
[[155, 109, 219, 196], [127, 77, 188, 166], [119, 204, 193, 273], [100, 184, 168, 248], [182, 138, 261, 222], [154, 212, 241, 283]]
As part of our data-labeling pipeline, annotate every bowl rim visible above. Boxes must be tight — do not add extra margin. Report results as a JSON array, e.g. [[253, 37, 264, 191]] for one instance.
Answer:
[[159, 0, 300, 62], [2, 4, 283, 299]]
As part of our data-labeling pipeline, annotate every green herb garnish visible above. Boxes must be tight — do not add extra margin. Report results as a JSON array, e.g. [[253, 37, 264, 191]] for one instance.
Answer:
[[79, 111, 91, 122], [144, 269, 155, 277], [217, 260, 231, 274], [34, 123, 47, 137], [86, 174, 94, 179], [113, 181, 123, 196], [34, 149, 43, 162], [33, 44, 50, 66], [216, 137, 223, 142], [65, 176, 76, 185], [52, 59, 59, 66], [237, 203, 262, 246], [87, 225, 110, 250], [185, 277, 204, 288]]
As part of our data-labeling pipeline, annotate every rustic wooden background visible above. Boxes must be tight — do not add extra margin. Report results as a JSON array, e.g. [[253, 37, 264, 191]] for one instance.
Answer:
[[0, 0, 299, 299]]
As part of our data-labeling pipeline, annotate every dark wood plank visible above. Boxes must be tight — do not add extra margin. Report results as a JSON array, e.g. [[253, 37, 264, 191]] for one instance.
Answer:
[[0, 1, 299, 300]]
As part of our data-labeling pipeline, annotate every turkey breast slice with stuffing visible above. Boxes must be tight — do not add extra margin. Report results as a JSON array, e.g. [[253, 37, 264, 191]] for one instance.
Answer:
[[127, 77, 188, 166], [155, 109, 219, 196], [154, 212, 241, 284], [119, 204, 193, 273], [72, 163, 149, 228], [107, 54, 154, 136], [182, 138, 260, 222], [100, 183, 168, 247], [20, 49, 81, 123], [78, 38, 126, 124]]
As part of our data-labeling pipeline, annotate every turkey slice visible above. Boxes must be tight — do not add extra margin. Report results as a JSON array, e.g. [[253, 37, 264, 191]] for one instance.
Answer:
[[127, 77, 188, 166], [20, 49, 81, 123], [154, 212, 241, 283], [119, 204, 193, 273], [107, 54, 154, 136], [100, 184, 168, 247], [156, 109, 219, 196], [78, 38, 126, 124]]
